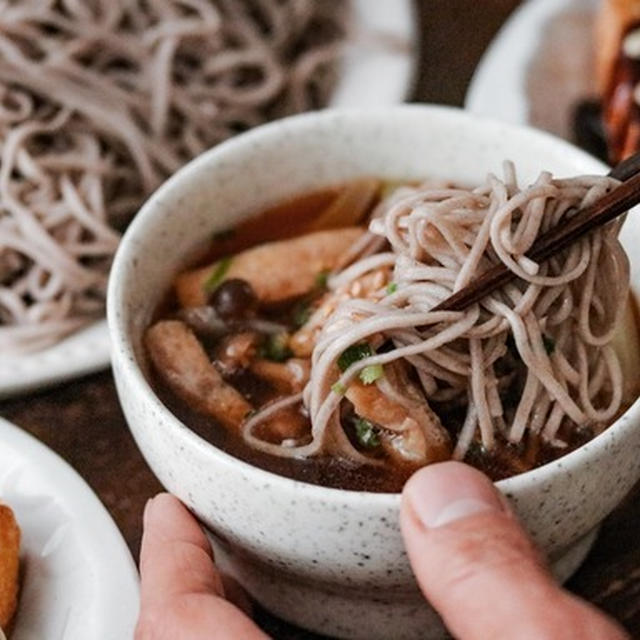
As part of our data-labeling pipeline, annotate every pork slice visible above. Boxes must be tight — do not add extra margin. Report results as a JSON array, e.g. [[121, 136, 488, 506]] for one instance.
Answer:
[[145, 320, 252, 431], [175, 227, 364, 307], [346, 380, 450, 465]]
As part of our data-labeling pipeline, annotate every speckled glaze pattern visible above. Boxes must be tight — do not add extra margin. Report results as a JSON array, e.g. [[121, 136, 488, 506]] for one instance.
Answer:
[[107, 106, 640, 640]]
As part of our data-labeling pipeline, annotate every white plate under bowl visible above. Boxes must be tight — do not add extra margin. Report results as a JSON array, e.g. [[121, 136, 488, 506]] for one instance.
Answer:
[[0, 417, 139, 639], [0, 0, 416, 399], [465, 0, 598, 139]]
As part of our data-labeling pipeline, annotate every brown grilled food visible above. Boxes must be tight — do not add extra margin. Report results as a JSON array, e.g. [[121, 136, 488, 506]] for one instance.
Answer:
[[0, 504, 20, 632], [597, 0, 640, 161]]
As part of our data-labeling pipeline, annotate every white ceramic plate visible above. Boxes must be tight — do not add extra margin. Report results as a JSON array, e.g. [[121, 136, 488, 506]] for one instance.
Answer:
[[0, 0, 416, 399], [0, 417, 139, 639], [465, 0, 598, 139]]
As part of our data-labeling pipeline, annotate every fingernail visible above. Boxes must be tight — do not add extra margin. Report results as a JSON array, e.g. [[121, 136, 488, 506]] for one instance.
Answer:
[[428, 498, 500, 528], [406, 463, 506, 529]]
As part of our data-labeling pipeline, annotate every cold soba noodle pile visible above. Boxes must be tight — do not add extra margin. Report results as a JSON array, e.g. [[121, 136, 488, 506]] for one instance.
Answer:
[[146, 165, 636, 489], [0, 0, 349, 353]]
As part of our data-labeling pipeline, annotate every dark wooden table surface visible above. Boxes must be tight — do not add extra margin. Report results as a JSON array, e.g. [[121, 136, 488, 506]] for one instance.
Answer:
[[2, 1, 640, 638]]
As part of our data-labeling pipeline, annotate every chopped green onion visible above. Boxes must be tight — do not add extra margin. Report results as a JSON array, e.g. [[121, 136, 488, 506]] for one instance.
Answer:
[[331, 381, 346, 395], [359, 364, 384, 385], [338, 343, 373, 372], [259, 333, 292, 362], [292, 301, 312, 329], [203, 256, 232, 293], [542, 335, 555, 355], [315, 270, 330, 289], [354, 418, 381, 449], [386, 282, 398, 295]]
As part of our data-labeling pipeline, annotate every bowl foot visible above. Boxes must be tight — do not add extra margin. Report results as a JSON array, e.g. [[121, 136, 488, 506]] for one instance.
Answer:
[[210, 527, 599, 640], [550, 525, 600, 584], [213, 544, 442, 640]]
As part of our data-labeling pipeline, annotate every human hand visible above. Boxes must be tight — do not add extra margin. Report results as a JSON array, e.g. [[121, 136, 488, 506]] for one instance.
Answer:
[[401, 462, 629, 640], [136, 463, 629, 639], [135, 493, 269, 640]]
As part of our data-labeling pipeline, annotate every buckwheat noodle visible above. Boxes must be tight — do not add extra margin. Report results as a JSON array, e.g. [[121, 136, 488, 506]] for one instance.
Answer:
[[243, 164, 629, 461], [0, 0, 349, 353]]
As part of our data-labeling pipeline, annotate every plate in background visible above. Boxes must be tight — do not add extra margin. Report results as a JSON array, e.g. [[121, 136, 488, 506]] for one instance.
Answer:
[[0, 0, 416, 399], [465, 0, 598, 140], [0, 417, 139, 639]]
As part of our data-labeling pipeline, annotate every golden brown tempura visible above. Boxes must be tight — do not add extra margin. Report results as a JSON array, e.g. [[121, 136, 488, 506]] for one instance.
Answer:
[[0, 504, 20, 633]]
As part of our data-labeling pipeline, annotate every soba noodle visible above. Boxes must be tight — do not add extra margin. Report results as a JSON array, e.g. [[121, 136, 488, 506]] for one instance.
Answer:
[[243, 164, 629, 461], [0, 0, 349, 353]]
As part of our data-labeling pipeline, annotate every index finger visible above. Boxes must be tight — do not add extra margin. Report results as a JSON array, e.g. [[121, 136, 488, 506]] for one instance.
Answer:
[[139, 493, 224, 609], [137, 493, 269, 640]]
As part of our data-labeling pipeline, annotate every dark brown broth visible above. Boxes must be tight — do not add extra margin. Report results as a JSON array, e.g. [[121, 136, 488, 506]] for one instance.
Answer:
[[149, 182, 420, 492], [151, 372, 415, 492], [200, 187, 341, 263]]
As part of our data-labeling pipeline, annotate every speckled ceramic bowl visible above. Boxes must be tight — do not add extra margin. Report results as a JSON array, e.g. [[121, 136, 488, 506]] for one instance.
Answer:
[[107, 106, 640, 640]]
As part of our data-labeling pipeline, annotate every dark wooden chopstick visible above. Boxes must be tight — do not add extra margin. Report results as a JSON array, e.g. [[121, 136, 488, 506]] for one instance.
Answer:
[[433, 152, 640, 312], [609, 149, 640, 181]]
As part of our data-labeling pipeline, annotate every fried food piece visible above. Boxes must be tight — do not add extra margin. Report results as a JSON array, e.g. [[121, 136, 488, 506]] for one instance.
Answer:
[[346, 379, 451, 465], [290, 267, 390, 357], [249, 358, 311, 393], [0, 504, 20, 631], [175, 227, 364, 307], [146, 320, 252, 431]]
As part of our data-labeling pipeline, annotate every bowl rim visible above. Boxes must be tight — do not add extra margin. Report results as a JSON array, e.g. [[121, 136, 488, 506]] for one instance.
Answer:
[[107, 103, 640, 504]]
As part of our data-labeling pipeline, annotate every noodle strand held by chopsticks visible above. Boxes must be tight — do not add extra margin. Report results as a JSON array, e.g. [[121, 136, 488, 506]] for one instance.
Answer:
[[244, 164, 629, 461], [0, 0, 350, 354]]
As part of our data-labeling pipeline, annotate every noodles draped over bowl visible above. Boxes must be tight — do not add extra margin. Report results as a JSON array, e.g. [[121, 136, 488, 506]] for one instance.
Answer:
[[0, 0, 349, 353], [240, 164, 630, 464]]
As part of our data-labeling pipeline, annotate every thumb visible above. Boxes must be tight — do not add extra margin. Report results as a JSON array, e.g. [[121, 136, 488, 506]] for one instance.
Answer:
[[400, 462, 628, 640]]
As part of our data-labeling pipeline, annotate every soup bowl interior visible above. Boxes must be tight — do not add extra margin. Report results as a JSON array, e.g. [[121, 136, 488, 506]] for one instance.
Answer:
[[108, 105, 640, 640]]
